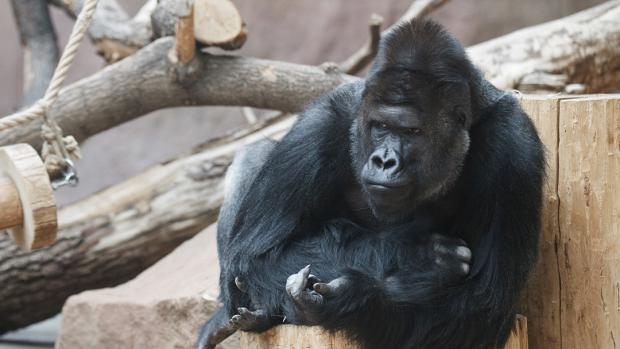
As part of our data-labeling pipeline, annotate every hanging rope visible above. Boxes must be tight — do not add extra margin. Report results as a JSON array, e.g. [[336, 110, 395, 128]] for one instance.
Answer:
[[0, 0, 99, 184]]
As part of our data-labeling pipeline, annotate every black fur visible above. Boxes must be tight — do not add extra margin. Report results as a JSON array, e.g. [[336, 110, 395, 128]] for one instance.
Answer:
[[198, 20, 544, 349]]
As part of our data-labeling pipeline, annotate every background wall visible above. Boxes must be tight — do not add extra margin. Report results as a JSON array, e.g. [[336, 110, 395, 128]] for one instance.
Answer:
[[0, 0, 605, 206]]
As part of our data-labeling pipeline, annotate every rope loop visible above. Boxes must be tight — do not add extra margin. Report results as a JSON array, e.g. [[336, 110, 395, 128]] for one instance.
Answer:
[[0, 0, 99, 188]]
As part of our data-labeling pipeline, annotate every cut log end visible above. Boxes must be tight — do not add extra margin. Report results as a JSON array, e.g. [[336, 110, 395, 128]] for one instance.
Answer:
[[0, 144, 57, 251], [240, 316, 528, 349], [194, 0, 244, 47]]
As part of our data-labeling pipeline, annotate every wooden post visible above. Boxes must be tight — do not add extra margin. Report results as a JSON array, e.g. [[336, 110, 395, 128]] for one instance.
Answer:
[[519, 96, 562, 348], [240, 316, 528, 349], [0, 144, 57, 250], [555, 95, 620, 348]]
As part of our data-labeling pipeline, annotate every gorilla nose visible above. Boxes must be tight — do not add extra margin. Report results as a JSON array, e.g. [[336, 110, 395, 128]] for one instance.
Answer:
[[370, 148, 402, 174]]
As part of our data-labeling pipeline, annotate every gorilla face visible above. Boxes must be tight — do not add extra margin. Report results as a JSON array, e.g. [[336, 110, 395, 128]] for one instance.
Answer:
[[352, 69, 473, 222]]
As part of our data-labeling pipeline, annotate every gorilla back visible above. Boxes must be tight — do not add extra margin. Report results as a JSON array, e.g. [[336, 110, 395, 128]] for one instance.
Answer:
[[198, 19, 544, 349]]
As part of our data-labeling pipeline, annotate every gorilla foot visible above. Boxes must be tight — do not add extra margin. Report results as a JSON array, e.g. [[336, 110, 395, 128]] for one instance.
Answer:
[[230, 307, 271, 331], [286, 265, 350, 324], [196, 308, 236, 349], [286, 265, 325, 306]]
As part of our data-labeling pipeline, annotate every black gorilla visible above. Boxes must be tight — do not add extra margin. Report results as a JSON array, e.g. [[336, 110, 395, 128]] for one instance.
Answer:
[[198, 19, 544, 349]]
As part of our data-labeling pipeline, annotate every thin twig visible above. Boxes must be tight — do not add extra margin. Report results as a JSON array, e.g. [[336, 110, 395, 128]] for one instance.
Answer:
[[174, 1, 195, 65], [339, 0, 451, 75]]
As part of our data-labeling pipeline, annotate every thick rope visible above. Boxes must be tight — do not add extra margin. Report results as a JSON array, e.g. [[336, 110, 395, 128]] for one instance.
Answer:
[[0, 0, 98, 175]]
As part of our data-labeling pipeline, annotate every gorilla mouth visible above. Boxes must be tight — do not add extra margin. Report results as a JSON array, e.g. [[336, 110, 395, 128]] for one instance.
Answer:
[[365, 181, 411, 191], [365, 182, 411, 202]]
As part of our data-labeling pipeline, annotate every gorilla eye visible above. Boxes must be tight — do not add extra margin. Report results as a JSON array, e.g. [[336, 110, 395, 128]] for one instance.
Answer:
[[454, 108, 468, 126], [404, 127, 422, 135], [380, 123, 388, 129]]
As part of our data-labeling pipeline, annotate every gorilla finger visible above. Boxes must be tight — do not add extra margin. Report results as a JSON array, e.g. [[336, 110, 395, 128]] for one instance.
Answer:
[[308, 274, 322, 286], [237, 307, 250, 315], [461, 262, 470, 275], [230, 315, 242, 324], [313, 277, 348, 296], [455, 246, 472, 262], [434, 243, 471, 263]]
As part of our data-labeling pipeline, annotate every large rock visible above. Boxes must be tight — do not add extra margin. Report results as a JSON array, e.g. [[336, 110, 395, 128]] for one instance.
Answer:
[[55, 225, 238, 349]]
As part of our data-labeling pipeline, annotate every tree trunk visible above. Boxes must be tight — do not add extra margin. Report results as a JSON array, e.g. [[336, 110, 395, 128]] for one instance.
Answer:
[[0, 116, 294, 333]]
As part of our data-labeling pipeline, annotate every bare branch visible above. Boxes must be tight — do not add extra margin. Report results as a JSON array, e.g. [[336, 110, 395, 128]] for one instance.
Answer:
[[0, 38, 354, 149], [339, 0, 451, 74], [11, 0, 59, 105], [174, 1, 196, 65], [339, 14, 383, 75], [397, 0, 451, 22], [49, 0, 154, 63]]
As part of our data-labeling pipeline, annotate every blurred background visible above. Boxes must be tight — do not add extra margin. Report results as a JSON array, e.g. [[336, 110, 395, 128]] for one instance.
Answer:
[[0, 0, 606, 207]]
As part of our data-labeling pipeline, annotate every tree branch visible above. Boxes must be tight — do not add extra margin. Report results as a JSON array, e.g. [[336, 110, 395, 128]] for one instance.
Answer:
[[11, 0, 60, 106], [339, 0, 451, 74], [49, 0, 155, 63], [0, 38, 354, 149], [339, 14, 383, 75]]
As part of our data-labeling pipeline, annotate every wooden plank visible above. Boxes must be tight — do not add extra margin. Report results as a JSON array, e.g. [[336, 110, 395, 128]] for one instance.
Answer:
[[240, 316, 527, 349], [557, 96, 620, 349], [519, 95, 562, 349]]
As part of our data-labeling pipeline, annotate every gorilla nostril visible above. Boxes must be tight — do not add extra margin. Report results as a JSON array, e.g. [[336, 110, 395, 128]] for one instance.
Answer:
[[372, 156, 383, 168], [384, 158, 397, 169]]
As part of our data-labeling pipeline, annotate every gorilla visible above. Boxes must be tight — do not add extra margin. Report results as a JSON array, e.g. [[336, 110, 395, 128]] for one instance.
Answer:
[[197, 19, 545, 349]]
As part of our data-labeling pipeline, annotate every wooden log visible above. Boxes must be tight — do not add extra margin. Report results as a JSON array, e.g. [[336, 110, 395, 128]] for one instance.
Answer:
[[0, 116, 294, 334], [0, 37, 352, 150], [0, 174, 23, 229], [239, 316, 528, 349], [0, 144, 57, 251], [193, 0, 245, 47], [469, 0, 620, 93]]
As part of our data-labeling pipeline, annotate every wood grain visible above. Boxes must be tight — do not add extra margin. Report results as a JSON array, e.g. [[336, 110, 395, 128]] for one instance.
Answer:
[[240, 316, 528, 349], [519, 96, 562, 348], [0, 144, 57, 251], [0, 174, 23, 229], [557, 95, 620, 349]]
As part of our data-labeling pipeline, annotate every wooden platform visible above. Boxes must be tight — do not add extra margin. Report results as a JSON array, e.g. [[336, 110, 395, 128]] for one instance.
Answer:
[[241, 315, 528, 349]]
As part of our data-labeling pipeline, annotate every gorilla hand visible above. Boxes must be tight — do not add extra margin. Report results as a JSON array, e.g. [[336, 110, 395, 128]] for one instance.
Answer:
[[428, 234, 472, 286]]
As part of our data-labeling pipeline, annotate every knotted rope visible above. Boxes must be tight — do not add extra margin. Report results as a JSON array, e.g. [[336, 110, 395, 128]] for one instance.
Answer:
[[0, 0, 98, 179]]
